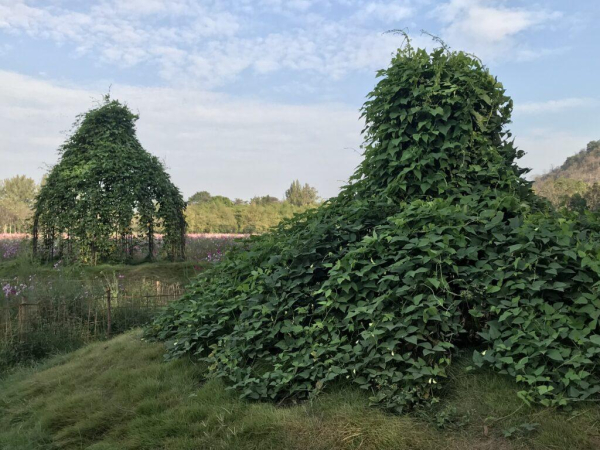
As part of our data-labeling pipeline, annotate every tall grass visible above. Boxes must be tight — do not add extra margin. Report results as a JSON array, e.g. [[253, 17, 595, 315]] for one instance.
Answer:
[[0, 267, 184, 372], [0, 233, 243, 371], [0, 331, 598, 449]]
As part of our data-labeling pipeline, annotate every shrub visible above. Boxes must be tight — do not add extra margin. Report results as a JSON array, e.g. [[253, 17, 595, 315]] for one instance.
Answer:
[[147, 43, 600, 412]]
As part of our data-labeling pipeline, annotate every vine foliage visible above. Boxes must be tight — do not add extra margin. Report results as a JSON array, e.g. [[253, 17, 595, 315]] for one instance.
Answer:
[[148, 44, 600, 411], [33, 97, 186, 264]]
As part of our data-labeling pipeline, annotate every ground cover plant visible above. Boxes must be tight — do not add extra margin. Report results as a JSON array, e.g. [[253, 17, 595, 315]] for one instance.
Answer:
[[1, 330, 599, 450], [148, 42, 600, 413]]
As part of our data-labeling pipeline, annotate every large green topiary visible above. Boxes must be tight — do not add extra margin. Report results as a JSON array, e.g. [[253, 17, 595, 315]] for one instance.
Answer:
[[148, 44, 600, 412], [33, 97, 186, 264]]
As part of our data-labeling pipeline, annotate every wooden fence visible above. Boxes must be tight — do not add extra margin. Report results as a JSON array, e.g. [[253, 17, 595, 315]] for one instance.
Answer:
[[0, 287, 184, 346]]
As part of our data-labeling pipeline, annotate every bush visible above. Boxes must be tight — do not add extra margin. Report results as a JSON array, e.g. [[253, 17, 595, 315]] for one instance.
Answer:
[[148, 43, 600, 412]]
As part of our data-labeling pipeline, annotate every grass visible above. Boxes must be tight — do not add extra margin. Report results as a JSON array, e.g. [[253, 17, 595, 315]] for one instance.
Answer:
[[1, 331, 598, 450], [0, 258, 201, 286]]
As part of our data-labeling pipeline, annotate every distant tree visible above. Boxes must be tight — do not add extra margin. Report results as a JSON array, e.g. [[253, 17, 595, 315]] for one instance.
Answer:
[[534, 177, 588, 208], [0, 175, 38, 233], [211, 195, 234, 206], [1, 175, 37, 206], [184, 192, 312, 234], [567, 193, 588, 212], [188, 191, 212, 205], [251, 195, 280, 206], [560, 140, 600, 174], [535, 140, 600, 186], [584, 183, 600, 211], [285, 180, 318, 206], [186, 201, 238, 233], [188, 191, 234, 207]]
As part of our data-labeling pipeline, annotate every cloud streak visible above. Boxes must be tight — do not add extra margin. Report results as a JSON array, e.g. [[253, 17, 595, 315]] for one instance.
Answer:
[[0, 0, 410, 87], [432, 0, 562, 61], [0, 0, 566, 88], [515, 98, 598, 115]]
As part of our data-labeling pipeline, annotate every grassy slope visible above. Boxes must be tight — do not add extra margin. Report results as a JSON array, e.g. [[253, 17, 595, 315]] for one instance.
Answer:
[[1, 332, 598, 450]]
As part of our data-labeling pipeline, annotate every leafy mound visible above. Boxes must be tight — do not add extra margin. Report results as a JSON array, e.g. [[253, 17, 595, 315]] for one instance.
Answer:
[[148, 45, 600, 412]]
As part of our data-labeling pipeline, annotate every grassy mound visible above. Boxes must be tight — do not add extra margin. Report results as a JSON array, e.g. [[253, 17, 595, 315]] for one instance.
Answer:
[[1, 331, 599, 450], [148, 43, 600, 411]]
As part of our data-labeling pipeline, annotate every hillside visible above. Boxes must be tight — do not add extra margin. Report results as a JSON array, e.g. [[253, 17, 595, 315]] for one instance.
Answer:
[[1, 331, 599, 450], [534, 140, 600, 208], [537, 140, 600, 183]]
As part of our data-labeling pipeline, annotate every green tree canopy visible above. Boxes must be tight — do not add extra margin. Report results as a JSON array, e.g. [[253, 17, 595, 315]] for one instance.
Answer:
[[187, 191, 212, 205], [32, 97, 186, 264], [188, 191, 234, 207], [250, 195, 280, 205], [285, 180, 318, 206], [185, 192, 311, 234]]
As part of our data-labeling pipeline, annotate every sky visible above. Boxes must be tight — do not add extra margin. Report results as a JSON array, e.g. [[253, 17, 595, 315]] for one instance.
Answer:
[[0, 0, 598, 201]]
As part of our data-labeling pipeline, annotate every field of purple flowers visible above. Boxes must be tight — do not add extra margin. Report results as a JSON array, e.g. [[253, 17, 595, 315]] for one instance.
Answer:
[[184, 233, 245, 264], [0, 234, 26, 261], [0, 233, 246, 264]]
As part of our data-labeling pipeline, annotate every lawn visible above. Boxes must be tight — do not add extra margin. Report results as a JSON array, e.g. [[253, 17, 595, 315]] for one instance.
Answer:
[[1, 331, 598, 450]]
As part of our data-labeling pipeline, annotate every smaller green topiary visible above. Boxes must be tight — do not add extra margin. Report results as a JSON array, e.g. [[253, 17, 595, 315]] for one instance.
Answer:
[[32, 97, 186, 264]]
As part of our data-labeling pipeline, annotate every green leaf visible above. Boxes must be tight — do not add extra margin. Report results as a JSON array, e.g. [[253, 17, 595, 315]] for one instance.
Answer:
[[589, 335, 600, 346], [428, 278, 441, 289], [546, 350, 564, 361]]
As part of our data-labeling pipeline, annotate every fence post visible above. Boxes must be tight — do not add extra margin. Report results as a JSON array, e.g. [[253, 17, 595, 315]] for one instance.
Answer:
[[18, 298, 27, 337], [106, 288, 112, 338]]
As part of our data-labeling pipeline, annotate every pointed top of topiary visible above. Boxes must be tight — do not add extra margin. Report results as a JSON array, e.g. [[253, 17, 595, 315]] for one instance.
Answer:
[[350, 44, 535, 207]]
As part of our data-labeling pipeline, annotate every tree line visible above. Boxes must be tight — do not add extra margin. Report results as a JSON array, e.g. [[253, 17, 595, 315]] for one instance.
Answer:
[[0, 176, 319, 235], [185, 180, 318, 233]]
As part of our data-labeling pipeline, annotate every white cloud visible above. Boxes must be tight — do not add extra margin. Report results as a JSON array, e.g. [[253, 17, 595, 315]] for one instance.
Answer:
[[0, 0, 415, 87], [354, 1, 414, 23], [0, 70, 364, 200], [513, 46, 569, 62], [433, 0, 562, 61], [0, 0, 567, 89], [0, 0, 241, 80], [515, 98, 598, 115]]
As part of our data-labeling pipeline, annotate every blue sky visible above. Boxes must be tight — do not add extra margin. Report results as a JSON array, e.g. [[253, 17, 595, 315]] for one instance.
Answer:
[[0, 0, 598, 200]]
